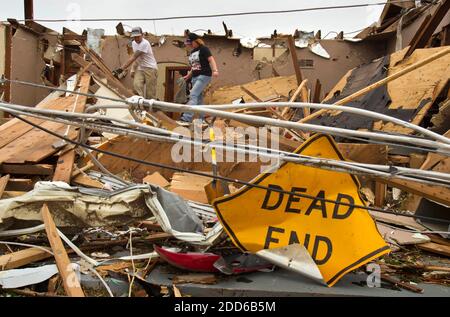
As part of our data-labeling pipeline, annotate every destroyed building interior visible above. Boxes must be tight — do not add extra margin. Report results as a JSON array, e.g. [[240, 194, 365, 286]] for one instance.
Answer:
[[0, 0, 449, 298]]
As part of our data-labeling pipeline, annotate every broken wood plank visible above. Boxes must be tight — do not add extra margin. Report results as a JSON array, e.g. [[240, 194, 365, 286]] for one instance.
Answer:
[[0, 97, 78, 149], [376, 177, 450, 207], [417, 242, 450, 258], [0, 174, 10, 199], [0, 163, 54, 176], [381, 274, 423, 293], [375, 182, 387, 207], [71, 173, 104, 188], [286, 35, 303, 85], [173, 273, 217, 285], [80, 46, 133, 97], [281, 79, 308, 118], [0, 247, 52, 270], [240, 85, 262, 102], [41, 204, 85, 297], [170, 172, 211, 204], [5, 178, 34, 191], [52, 150, 76, 183], [143, 172, 170, 188], [405, 0, 450, 57], [313, 79, 322, 103]]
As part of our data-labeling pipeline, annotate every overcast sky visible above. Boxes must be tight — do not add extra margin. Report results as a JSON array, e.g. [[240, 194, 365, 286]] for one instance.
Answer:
[[1, 0, 385, 37]]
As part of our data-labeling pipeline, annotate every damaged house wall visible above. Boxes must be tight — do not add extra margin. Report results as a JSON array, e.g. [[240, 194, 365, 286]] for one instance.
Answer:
[[9, 27, 48, 107], [100, 35, 386, 100], [385, 2, 450, 54]]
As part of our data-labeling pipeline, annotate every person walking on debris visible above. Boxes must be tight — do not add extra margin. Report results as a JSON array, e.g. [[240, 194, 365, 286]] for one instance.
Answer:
[[178, 32, 219, 125], [113, 27, 158, 99]]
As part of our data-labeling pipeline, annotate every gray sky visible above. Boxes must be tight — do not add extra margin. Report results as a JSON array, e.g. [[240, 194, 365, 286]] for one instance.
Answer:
[[1, 0, 384, 37]]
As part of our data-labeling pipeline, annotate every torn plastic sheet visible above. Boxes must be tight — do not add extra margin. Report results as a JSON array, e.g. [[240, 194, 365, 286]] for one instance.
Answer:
[[309, 42, 330, 59], [154, 246, 273, 274], [257, 244, 325, 285], [0, 263, 80, 289], [295, 31, 314, 48]]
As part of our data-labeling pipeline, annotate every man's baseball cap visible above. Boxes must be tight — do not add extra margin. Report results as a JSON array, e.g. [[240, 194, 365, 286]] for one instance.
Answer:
[[131, 27, 143, 37]]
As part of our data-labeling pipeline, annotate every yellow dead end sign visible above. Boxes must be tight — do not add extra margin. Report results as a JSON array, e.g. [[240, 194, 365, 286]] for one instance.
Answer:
[[213, 134, 390, 287]]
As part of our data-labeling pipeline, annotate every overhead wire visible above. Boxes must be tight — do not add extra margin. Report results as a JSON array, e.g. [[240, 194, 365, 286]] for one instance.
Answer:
[[2, 102, 449, 187], [2, 1, 414, 23], [8, 112, 450, 225]]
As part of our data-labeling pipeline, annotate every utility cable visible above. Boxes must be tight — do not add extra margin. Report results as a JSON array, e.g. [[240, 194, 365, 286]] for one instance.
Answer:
[[2, 1, 415, 23], [10, 112, 450, 225]]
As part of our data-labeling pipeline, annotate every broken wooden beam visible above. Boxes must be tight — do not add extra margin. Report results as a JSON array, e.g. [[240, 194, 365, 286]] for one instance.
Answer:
[[286, 35, 303, 85], [5, 178, 34, 191], [53, 150, 76, 183], [0, 174, 10, 199], [0, 163, 54, 176], [0, 247, 52, 270], [41, 204, 85, 297], [405, 0, 450, 57], [417, 242, 450, 258]]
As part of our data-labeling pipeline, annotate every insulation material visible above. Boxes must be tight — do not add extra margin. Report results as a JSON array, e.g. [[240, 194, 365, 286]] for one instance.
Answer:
[[0, 182, 154, 228]]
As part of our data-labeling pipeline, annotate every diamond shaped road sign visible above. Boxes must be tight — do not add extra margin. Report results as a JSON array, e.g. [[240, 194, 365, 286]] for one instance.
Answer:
[[213, 134, 390, 287]]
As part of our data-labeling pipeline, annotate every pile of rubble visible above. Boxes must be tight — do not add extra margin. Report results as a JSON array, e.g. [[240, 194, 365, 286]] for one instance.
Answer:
[[0, 1, 449, 298]]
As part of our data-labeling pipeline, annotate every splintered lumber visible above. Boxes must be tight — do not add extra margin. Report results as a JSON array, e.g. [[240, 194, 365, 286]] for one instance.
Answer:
[[286, 35, 303, 85], [0, 163, 54, 175], [0, 247, 52, 270], [381, 274, 423, 293], [5, 178, 34, 191], [417, 242, 450, 258], [143, 172, 170, 188], [71, 173, 104, 188], [405, 0, 450, 57], [313, 79, 322, 103], [41, 204, 85, 297], [52, 74, 90, 183], [281, 79, 308, 118], [299, 46, 450, 124], [79, 46, 134, 97], [376, 175, 450, 207], [170, 172, 211, 204], [210, 75, 298, 105], [173, 274, 217, 285], [0, 97, 78, 150], [53, 150, 76, 183], [71, 53, 132, 98], [0, 174, 10, 199]]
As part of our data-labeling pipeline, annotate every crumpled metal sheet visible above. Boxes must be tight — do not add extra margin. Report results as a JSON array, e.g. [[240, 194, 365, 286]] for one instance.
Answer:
[[257, 244, 325, 285], [309, 42, 331, 59], [0, 264, 80, 289]]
